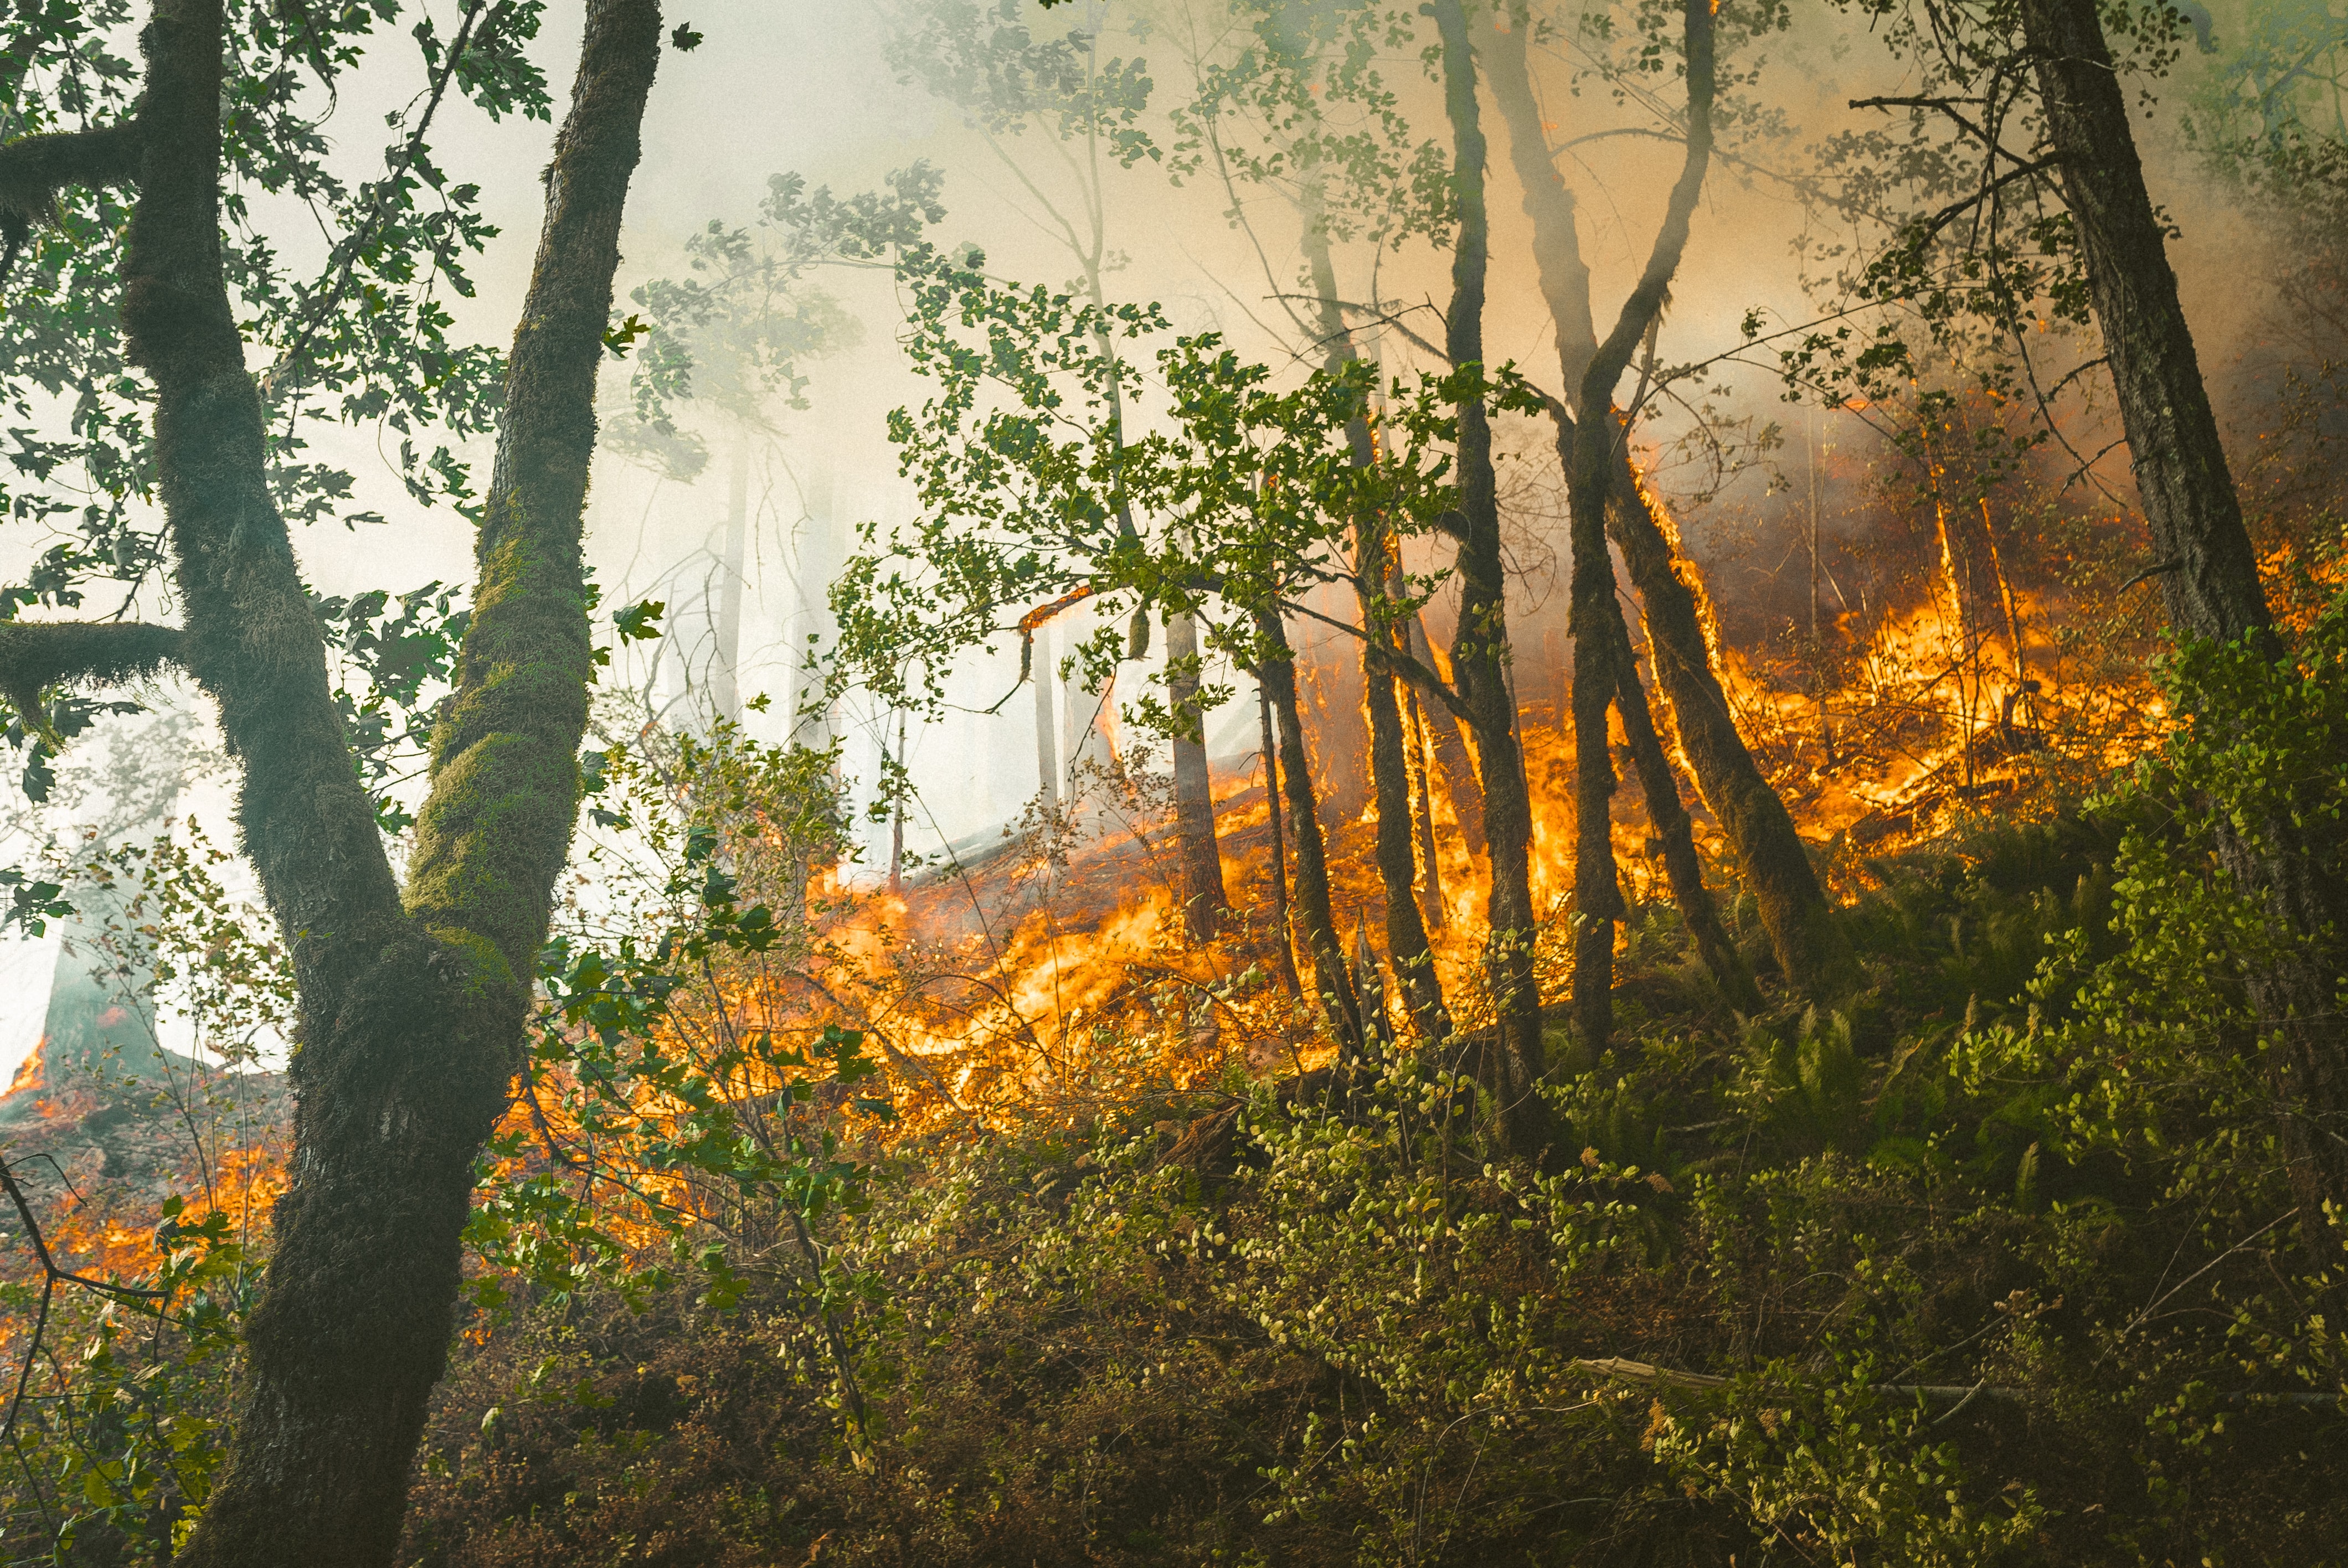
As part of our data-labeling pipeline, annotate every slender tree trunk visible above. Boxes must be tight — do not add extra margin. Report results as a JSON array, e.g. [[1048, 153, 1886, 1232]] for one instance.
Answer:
[[1603, 443, 1858, 994], [1489, 3, 1854, 999], [1255, 608, 1363, 1059], [1566, 452, 1628, 1052], [889, 709, 907, 896], [1609, 613, 1760, 1011], [1259, 682, 1303, 999], [2021, 0, 2348, 1244], [709, 434, 749, 724], [1432, 0, 1549, 1157], [1546, 415, 1757, 1009], [1565, 0, 1715, 1058], [1301, 182, 1448, 1041], [143, 3, 662, 1562], [1408, 610, 1486, 858], [1033, 618, 1060, 812], [1404, 683, 1447, 930], [1166, 609, 1229, 940], [1359, 608, 1450, 1041]]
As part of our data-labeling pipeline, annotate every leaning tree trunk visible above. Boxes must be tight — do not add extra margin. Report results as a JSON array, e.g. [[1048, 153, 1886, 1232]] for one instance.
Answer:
[[1165, 608, 1230, 940], [1606, 604, 1761, 1011], [1430, 0, 1552, 1158], [1488, 0, 1848, 1003], [1301, 184, 1449, 1044], [1603, 443, 1858, 995], [131, 3, 663, 1563], [2020, 0, 2348, 1246], [1255, 607, 1364, 1060]]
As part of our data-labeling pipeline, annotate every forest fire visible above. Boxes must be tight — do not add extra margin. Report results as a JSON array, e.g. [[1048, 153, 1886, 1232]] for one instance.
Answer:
[[4, 0, 2348, 1557]]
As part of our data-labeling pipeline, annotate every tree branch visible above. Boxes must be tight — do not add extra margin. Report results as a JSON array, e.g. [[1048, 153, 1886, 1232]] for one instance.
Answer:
[[405, 0, 663, 982], [1275, 595, 1475, 723], [0, 620, 184, 730], [0, 119, 144, 280]]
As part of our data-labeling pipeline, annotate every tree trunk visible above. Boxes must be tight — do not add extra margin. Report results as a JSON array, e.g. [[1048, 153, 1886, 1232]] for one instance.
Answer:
[[1491, 0, 1745, 1011], [1404, 682, 1448, 930], [146, 4, 663, 1563], [709, 434, 749, 725], [1566, 505, 1628, 1055], [1488, 1, 1852, 1001], [1603, 443, 1857, 993], [2021, 0, 2348, 1244], [1608, 611, 1760, 1012], [1258, 682, 1304, 999], [1166, 608, 1229, 940], [1431, 0, 1550, 1158], [1033, 617, 1060, 812], [1408, 609, 1487, 858], [1301, 182, 1448, 1043], [1359, 616, 1450, 1043], [1566, 0, 1714, 1058], [1255, 607, 1363, 1059]]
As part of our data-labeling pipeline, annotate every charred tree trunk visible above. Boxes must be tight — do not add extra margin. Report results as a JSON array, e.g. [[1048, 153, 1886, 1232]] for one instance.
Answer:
[[2021, 0, 2348, 1245], [1255, 607, 1364, 1059], [1432, 0, 1550, 1157], [1490, 2, 1853, 1002], [1259, 682, 1304, 999], [1166, 608, 1229, 940], [126, 2, 662, 1563], [1302, 187, 1449, 1043]]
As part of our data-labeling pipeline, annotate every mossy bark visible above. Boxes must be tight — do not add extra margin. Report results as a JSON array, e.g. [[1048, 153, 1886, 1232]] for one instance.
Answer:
[[1430, 0, 1550, 1156], [102, 3, 665, 1563]]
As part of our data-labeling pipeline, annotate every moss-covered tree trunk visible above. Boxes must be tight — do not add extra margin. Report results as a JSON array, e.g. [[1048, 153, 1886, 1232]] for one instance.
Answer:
[[69, 3, 667, 1562], [2020, 0, 2348, 1246], [1430, 0, 1550, 1156]]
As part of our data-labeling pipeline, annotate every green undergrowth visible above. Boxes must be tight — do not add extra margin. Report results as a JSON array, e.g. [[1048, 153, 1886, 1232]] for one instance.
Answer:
[[398, 807, 2346, 1566], [384, 597, 2348, 1566]]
